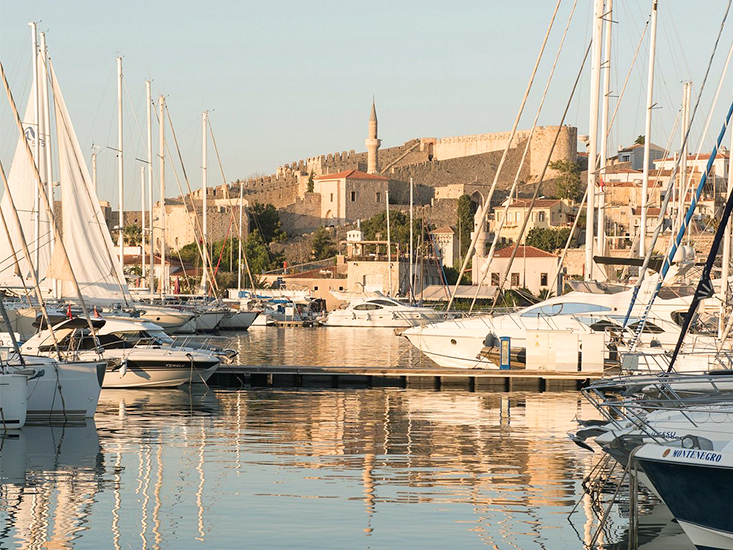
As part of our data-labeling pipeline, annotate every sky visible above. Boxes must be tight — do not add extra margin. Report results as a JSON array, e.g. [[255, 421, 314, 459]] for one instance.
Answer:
[[0, 0, 732, 210]]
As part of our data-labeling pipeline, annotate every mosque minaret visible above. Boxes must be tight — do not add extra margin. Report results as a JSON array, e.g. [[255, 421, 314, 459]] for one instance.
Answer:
[[365, 99, 381, 174]]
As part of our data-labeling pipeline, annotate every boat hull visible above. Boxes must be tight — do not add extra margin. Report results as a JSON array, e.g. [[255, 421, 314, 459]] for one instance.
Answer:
[[22, 359, 105, 422], [637, 444, 733, 550], [194, 312, 225, 332], [0, 374, 27, 429], [218, 310, 258, 330]]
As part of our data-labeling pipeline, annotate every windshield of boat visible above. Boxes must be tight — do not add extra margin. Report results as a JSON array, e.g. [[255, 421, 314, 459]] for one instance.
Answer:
[[520, 302, 612, 318]]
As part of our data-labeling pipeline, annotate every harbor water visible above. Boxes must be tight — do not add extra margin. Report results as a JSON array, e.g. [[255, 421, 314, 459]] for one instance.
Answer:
[[0, 328, 695, 549]]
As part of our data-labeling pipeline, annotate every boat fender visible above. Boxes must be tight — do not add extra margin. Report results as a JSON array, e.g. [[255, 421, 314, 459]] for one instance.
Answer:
[[120, 360, 127, 378], [484, 333, 497, 348]]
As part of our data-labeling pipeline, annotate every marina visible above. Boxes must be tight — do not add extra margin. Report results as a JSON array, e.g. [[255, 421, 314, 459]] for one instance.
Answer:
[[2, 1, 733, 549]]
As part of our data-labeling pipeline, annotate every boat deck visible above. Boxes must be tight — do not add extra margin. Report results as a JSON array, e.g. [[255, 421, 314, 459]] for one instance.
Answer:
[[209, 364, 602, 391]]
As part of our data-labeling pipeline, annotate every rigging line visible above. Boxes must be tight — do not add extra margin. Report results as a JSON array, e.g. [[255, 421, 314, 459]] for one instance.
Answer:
[[549, 185, 588, 295], [667, 109, 733, 372], [207, 119, 255, 290], [622, 0, 733, 330], [160, 103, 220, 295], [490, 41, 593, 313], [631, 90, 733, 350], [469, 0, 579, 312], [446, 0, 564, 312], [83, 63, 115, 154], [605, 11, 649, 148]]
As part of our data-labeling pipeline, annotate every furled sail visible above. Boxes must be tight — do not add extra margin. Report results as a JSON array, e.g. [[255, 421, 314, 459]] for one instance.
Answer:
[[49, 63, 131, 306], [0, 80, 53, 292]]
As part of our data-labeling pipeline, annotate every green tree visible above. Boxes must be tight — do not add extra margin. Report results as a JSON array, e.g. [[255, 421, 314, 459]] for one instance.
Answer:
[[123, 224, 142, 246], [361, 210, 426, 245], [456, 194, 478, 258], [248, 203, 286, 244], [525, 227, 572, 252], [311, 227, 337, 260], [306, 171, 315, 193], [634, 135, 645, 145], [549, 160, 582, 201]]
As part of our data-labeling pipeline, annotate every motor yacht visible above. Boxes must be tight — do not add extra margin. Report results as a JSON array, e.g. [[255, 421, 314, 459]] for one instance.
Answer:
[[320, 293, 447, 328], [403, 276, 700, 369], [21, 317, 220, 389]]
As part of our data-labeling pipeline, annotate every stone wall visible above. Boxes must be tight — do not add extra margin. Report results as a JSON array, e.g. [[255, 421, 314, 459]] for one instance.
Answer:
[[280, 193, 323, 236]]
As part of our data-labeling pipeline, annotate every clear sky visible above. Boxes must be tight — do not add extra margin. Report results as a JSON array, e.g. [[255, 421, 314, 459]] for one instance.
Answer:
[[0, 1, 731, 209]]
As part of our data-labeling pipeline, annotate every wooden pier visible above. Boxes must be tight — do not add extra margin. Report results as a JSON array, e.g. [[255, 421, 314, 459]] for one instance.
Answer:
[[208, 364, 603, 392]]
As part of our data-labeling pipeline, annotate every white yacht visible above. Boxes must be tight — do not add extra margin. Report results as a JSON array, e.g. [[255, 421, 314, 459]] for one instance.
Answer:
[[320, 293, 448, 328], [21, 317, 220, 389], [403, 276, 700, 369]]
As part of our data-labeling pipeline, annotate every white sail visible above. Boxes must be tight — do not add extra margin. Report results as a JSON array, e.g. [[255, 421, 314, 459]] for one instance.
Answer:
[[49, 63, 131, 306], [0, 80, 53, 292]]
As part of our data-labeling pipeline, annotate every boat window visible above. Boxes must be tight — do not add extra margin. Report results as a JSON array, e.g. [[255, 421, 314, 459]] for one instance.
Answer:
[[627, 321, 665, 334], [520, 303, 612, 318], [370, 299, 399, 307], [353, 303, 382, 311]]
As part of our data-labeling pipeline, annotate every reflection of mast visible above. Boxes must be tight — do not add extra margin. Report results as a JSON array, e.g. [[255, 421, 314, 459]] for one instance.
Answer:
[[138, 442, 152, 548], [196, 425, 206, 541], [112, 448, 122, 550], [362, 421, 375, 535], [153, 444, 163, 548]]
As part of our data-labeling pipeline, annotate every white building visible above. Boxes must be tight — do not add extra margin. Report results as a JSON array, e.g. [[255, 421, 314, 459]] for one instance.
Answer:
[[473, 245, 560, 296], [430, 226, 457, 268]]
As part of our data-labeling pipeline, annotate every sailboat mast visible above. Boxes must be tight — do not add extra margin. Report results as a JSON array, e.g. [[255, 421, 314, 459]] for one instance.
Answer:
[[386, 188, 391, 295], [640, 0, 659, 257], [31, 22, 41, 279], [597, 0, 612, 257], [720, 111, 733, 339], [678, 81, 691, 232], [409, 177, 414, 302], [159, 95, 166, 296], [117, 56, 125, 273], [585, 0, 604, 281], [92, 151, 97, 192], [201, 110, 208, 295], [39, 32, 56, 298], [237, 181, 243, 292], [140, 164, 146, 285], [146, 81, 154, 296]]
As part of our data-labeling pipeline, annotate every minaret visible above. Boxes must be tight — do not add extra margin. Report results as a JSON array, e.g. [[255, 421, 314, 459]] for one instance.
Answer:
[[365, 99, 381, 174]]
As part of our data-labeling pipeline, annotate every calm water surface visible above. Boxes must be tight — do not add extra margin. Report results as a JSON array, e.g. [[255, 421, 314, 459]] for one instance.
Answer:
[[0, 328, 695, 549]]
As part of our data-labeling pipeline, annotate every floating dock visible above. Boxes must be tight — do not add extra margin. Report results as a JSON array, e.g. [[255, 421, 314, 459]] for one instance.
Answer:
[[209, 364, 602, 391]]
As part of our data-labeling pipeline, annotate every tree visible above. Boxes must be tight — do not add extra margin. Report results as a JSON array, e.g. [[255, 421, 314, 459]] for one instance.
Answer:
[[549, 160, 582, 201], [123, 224, 142, 246], [525, 227, 572, 252], [361, 210, 426, 245], [248, 203, 286, 244], [456, 194, 478, 258], [634, 135, 645, 145], [306, 171, 315, 193], [311, 227, 337, 260]]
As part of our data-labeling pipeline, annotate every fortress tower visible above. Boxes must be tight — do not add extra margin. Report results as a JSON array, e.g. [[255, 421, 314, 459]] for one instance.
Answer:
[[365, 99, 381, 174]]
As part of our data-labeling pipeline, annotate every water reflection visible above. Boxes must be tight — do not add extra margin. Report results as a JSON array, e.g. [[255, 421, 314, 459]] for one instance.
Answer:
[[0, 388, 696, 549], [236, 326, 433, 368]]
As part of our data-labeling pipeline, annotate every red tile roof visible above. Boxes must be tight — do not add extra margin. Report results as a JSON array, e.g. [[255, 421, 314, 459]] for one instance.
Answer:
[[431, 225, 455, 234], [494, 245, 558, 258], [314, 170, 388, 181], [507, 198, 562, 208]]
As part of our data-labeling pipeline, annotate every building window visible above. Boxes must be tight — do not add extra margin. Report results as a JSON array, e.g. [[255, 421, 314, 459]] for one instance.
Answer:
[[511, 273, 520, 287], [314, 286, 319, 291], [491, 273, 500, 286], [376, 192, 381, 203], [539, 211, 545, 222], [351, 191, 356, 202], [540, 273, 548, 286], [330, 193, 334, 202]]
